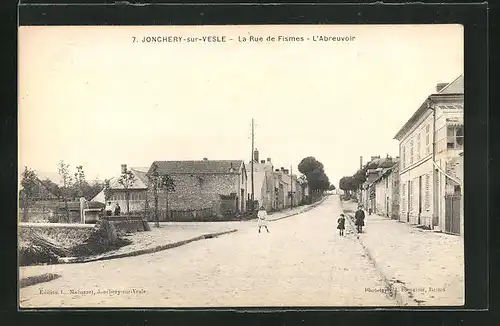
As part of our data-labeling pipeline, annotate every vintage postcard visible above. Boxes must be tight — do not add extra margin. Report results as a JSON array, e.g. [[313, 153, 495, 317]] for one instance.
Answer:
[[18, 24, 464, 308]]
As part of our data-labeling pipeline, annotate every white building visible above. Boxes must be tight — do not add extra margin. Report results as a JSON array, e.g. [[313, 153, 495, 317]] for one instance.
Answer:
[[394, 75, 464, 235], [246, 150, 275, 212]]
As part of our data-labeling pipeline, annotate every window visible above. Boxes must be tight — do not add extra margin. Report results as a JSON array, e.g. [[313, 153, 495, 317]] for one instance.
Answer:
[[402, 146, 406, 169], [447, 126, 464, 149], [409, 139, 414, 165], [408, 181, 413, 212], [425, 124, 431, 155], [401, 183, 407, 213], [425, 174, 430, 210], [416, 132, 421, 161]]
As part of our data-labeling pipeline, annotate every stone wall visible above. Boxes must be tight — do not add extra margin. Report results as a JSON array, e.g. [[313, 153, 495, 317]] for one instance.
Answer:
[[147, 173, 242, 215]]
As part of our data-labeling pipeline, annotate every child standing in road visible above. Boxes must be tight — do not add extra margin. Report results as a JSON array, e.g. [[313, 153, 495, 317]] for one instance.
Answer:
[[257, 206, 270, 233], [337, 213, 346, 236]]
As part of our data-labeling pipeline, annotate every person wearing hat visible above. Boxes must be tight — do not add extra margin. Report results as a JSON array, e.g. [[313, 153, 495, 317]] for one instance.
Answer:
[[257, 205, 269, 233], [105, 201, 113, 217], [354, 206, 365, 233], [337, 213, 346, 236]]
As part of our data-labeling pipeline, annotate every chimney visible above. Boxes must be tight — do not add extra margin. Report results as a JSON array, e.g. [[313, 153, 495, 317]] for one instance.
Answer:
[[260, 160, 265, 164], [203, 157, 208, 161], [253, 148, 259, 162], [267, 157, 271, 162], [436, 82, 448, 92], [121, 164, 127, 173]]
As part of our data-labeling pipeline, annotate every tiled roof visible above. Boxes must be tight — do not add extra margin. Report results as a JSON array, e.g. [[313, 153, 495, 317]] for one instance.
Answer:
[[149, 160, 244, 175], [437, 75, 464, 94], [107, 167, 149, 190]]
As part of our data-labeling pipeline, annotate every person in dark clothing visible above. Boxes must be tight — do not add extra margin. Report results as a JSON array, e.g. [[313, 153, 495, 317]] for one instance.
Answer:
[[114, 203, 121, 216], [337, 213, 346, 236], [354, 206, 365, 233]]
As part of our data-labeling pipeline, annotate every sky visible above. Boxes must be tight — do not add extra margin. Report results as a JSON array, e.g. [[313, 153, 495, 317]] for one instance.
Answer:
[[18, 24, 463, 186]]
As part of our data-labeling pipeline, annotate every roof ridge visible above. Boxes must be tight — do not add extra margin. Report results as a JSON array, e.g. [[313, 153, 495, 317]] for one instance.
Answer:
[[437, 74, 463, 94]]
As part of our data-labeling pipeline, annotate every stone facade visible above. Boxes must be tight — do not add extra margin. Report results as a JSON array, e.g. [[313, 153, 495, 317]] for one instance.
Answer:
[[144, 160, 247, 219], [148, 173, 245, 216]]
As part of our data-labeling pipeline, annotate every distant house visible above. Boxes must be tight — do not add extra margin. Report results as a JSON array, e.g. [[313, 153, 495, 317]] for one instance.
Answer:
[[246, 150, 275, 211], [372, 157, 400, 218], [92, 164, 149, 213], [146, 159, 247, 218], [394, 75, 464, 235]]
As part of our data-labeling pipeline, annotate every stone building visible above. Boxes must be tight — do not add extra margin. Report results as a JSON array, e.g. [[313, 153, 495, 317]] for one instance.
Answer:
[[394, 75, 463, 234], [92, 164, 149, 214], [146, 159, 247, 219]]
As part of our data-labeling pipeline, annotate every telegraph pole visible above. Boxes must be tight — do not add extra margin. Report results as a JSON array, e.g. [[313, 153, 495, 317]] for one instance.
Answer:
[[290, 164, 293, 209], [251, 118, 255, 212]]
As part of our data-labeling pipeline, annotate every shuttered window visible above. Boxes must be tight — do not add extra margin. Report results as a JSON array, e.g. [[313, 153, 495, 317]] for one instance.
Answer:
[[409, 181, 413, 212], [401, 183, 406, 213], [425, 174, 430, 210], [426, 124, 431, 155], [416, 132, 421, 161], [409, 140, 414, 165]]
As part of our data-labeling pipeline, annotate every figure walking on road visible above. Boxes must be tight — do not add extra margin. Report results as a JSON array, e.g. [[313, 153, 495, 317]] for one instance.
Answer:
[[354, 206, 365, 233], [337, 213, 346, 236], [257, 206, 270, 233]]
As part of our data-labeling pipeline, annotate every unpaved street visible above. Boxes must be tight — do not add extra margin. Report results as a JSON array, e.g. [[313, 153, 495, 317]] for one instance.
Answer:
[[20, 196, 397, 307]]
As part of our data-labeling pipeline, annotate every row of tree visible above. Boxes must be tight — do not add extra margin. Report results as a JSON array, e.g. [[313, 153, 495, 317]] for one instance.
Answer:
[[338, 157, 389, 195], [20, 162, 103, 221], [297, 156, 332, 199]]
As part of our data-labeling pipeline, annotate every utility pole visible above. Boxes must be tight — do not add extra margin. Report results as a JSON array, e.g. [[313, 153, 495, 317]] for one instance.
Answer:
[[290, 164, 293, 209], [251, 118, 255, 213]]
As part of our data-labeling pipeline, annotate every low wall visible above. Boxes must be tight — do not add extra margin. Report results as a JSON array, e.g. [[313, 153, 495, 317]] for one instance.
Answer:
[[19, 223, 95, 248], [110, 219, 150, 233]]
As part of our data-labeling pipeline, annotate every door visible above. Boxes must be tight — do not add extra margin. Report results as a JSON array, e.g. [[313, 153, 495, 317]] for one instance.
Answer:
[[241, 189, 245, 212], [418, 176, 422, 224], [407, 181, 411, 222], [445, 186, 462, 235]]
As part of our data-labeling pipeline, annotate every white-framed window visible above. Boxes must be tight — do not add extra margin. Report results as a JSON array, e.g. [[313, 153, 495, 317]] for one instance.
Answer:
[[425, 124, 431, 155], [447, 125, 464, 149], [416, 132, 421, 161]]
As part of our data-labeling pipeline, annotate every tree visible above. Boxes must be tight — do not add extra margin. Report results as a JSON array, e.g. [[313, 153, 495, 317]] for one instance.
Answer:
[[148, 166, 161, 227], [58, 160, 73, 222], [73, 165, 87, 198], [159, 173, 175, 224], [40, 178, 61, 198], [84, 181, 104, 201], [103, 179, 112, 202], [298, 157, 324, 175], [118, 168, 136, 215], [20, 167, 38, 221]]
